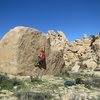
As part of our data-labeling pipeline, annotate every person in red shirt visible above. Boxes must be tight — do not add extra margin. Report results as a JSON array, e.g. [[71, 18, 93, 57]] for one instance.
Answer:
[[36, 50, 45, 67], [41, 50, 45, 59]]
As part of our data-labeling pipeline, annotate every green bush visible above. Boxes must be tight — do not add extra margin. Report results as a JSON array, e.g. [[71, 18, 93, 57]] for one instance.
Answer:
[[90, 78, 100, 88], [0, 75, 25, 92]]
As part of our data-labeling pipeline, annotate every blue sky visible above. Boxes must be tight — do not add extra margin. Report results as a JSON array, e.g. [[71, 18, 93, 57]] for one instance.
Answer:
[[0, 0, 100, 41]]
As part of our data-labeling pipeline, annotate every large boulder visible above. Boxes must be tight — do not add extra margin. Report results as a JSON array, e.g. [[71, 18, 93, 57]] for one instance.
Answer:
[[0, 27, 65, 75]]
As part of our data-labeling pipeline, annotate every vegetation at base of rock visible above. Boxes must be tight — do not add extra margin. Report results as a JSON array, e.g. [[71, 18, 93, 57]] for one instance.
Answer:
[[67, 62, 75, 71], [0, 74, 25, 92], [90, 77, 100, 88], [54, 70, 100, 90], [0, 73, 100, 100], [54, 70, 70, 77]]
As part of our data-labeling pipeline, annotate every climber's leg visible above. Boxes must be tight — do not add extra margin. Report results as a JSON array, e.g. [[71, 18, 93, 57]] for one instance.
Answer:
[[38, 58, 45, 65]]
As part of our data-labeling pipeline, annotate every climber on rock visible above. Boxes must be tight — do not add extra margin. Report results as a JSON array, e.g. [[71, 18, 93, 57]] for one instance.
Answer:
[[34, 50, 45, 67]]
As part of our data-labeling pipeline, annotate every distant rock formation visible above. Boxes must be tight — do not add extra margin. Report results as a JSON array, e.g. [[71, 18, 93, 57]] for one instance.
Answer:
[[83, 34, 88, 39]]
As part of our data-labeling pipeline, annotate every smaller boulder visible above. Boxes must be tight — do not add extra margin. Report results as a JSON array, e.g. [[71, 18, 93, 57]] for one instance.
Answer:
[[82, 60, 97, 69]]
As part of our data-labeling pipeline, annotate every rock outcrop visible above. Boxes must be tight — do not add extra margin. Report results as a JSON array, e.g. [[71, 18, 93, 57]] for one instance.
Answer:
[[0, 26, 100, 76], [47, 30, 67, 50]]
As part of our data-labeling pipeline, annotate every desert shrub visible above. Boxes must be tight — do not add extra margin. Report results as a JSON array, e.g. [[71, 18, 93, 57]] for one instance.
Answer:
[[54, 72, 63, 77], [30, 74, 40, 82], [0, 73, 8, 82], [15, 91, 52, 100], [90, 77, 100, 88], [62, 71, 70, 77], [54, 67, 70, 77], [97, 95, 100, 100], [0, 79, 14, 91], [54, 62, 75, 77], [30, 79, 45, 86], [96, 61, 100, 65], [67, 62, 75, 71], [79, 57, 89, 62], [0, 74, 24, 92]]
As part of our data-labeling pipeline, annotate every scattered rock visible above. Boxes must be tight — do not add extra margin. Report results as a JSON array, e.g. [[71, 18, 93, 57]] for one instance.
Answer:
[[71, 62, 80, 72], [82, 60, 97, 69]]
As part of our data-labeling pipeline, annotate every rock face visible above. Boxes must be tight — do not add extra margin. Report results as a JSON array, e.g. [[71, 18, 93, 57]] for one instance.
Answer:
[[46, 50, 65, 74], [0, 27, 65, 75]]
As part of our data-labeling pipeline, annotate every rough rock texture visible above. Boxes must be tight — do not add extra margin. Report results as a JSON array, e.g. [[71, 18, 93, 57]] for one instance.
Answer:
[[0, 27, 65, 75], [45, 50, 65, 74]]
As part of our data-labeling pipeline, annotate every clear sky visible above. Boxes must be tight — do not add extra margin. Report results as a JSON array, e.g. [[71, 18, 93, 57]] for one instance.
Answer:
[[0, 0, 100, 41]]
